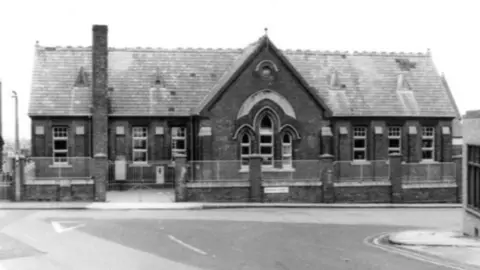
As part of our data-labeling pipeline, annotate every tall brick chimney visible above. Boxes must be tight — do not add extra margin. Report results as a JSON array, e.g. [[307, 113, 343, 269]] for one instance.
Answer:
[[92, 25, 108, 156]]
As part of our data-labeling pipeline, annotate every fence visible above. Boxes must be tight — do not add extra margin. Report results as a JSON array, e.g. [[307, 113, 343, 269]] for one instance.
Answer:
[[188, 160, 249, 182], [0, 172, 13, 200], [402, 162, 456, 184], [25, 157, 93, 181], [262, 160, 321, 182], [333, 160, 390, 183]]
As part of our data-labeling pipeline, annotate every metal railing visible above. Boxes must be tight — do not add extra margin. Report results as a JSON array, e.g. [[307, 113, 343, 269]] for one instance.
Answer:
[[26, 157, 93, 181], [261, 160, 321, 182], [188, 160, 248, 182], [333, 160, 390, 183], [402, 162, 456, 184]]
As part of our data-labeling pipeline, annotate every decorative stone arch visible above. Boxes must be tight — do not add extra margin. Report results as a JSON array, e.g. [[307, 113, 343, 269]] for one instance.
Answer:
[[232, 124, 255, 140], [252, 106, 281, 133], [280, 124, 301, 140], [237, 89, 296, 120]]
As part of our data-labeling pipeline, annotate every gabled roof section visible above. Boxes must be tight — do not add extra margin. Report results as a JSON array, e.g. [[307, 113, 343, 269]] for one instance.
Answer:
[[75, 66, 89, 87], [29, 37, 459, 118], [193, 35, 332, 116]]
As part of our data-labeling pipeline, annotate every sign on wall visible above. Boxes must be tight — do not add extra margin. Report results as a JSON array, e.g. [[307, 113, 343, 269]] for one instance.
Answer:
[[264, 187, 289, 194]]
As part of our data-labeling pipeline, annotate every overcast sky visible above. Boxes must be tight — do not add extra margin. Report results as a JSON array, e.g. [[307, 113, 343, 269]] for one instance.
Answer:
[[0, 0, 478, 140]]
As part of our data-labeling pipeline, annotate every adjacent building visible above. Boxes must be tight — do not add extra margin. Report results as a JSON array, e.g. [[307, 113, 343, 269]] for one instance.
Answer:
[[28, 25, 460, 187], [463, 110, 480, 237]]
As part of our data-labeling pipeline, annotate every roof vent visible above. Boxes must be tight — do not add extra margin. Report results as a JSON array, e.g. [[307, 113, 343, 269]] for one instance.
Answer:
[[190, 73, 196, 77], [329, 70, 341, 88], [397, 74, 412, 91], [75, 66, 89, 87], [154, 67, 165, 87], [168, 107, 175, 112], [170, 91, 176, 96]]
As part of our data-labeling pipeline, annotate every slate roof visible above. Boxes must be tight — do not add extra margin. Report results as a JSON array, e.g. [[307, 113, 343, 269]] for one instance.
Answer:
[[29, 37, 458, 118]]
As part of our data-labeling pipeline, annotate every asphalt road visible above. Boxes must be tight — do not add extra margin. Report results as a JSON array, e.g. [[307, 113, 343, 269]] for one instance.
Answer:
[[0, 209, 467, 270]]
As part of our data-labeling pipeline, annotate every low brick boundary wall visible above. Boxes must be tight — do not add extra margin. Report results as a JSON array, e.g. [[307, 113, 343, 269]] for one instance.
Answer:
[[22, 179, 95, 202]]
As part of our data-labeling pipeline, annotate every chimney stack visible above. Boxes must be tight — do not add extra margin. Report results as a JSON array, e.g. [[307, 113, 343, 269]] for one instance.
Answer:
[[92, 25, 109, 156]]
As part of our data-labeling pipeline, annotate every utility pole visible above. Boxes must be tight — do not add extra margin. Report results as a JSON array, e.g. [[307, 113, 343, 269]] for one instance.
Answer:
[[12, 91, 19, 155]]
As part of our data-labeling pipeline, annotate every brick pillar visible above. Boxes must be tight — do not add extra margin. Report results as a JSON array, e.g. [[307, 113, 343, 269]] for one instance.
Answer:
[[93, 153, 108, 202], [198, 127, 212, 180], [453, 155, 462, 203], [389, 153, 403, 203], [174, 155, 187, 202], [248, 154, 263, 202], [321, 126, 333, 155], [407, 125, 420, 163], [441, 126, 453, 162], [319, 154, 335, 203]]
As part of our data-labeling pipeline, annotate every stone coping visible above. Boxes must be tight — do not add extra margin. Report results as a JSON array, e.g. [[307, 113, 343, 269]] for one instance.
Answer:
[[24, 178, 94, 185], [334, 181, 391, 187], [186, 181, 250, 188], [262, 181, 323, 187], [402, 183, 457, 189]]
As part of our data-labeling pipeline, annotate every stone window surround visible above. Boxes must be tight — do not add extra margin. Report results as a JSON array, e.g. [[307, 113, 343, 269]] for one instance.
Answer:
[[132, 126, 148, 164], [52, 126, 69, 165]]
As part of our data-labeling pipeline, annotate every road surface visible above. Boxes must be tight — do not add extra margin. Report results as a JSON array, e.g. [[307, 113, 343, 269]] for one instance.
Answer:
[[0, 208, 468, 270]]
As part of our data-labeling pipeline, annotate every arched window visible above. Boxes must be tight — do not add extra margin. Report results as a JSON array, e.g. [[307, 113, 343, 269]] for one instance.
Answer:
[[240, 133, 251, 169], [259, 115, 274, 167], [282, 133, 293, 168]]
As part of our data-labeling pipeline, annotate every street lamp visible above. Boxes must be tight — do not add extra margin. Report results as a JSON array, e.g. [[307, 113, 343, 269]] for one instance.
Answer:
[[11, 91, 19, 155]]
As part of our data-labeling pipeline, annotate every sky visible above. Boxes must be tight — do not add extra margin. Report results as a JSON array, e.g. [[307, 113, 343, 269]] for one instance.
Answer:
[[0, 0, 478, 141]]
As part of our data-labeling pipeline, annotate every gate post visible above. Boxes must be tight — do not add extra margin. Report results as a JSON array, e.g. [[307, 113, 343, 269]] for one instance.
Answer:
[[93, 153, 108, 202], [389, 153, 403, 203], [248, 154, 263, 202], [319, 154, 335, 203], [174, 155, 187, 202]]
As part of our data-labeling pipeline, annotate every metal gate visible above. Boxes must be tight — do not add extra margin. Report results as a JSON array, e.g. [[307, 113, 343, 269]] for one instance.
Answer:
[[0, 172, 13, 201], [106, 157, 175, 202]]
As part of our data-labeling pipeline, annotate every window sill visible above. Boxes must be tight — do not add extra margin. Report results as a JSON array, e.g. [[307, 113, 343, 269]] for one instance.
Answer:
[[129, 163, 151, 167], [49, 164, 73, 168], [350, 160, 371, 165], [239, 167, 296, 173], [419, 160, 440, 164]]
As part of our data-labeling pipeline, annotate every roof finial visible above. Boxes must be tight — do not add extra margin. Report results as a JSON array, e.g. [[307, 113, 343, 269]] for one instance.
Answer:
[[264, 27, 268, 37]]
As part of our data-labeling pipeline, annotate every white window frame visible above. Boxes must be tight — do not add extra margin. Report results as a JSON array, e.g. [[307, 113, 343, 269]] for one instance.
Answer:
[[171, 127, 187, 157], [52, 127, 68, 164], [132, 127, 148, 163], [422, 126, 435, 161], [353, 127, 367, 161], [388, 127, 402, 155], [282, 133, 293, 168], [259, 116, 274, 168], [240, 133, 251, 169]]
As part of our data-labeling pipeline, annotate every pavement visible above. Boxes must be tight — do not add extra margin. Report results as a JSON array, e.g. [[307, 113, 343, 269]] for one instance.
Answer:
[[0, 202, 463, 210], [388, 230, 480, 269], [0, 208, 471, 270]]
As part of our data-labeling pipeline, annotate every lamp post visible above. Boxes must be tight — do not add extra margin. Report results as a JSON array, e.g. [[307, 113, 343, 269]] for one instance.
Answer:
[[11, 91, 19, 155]]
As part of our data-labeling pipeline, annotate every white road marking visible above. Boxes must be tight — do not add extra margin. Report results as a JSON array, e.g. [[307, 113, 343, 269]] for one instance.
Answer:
[[168, 235, 207, 256], [24, 234, 36, 242], [364, 233, 467, 270], [51, 221, 85, 234]]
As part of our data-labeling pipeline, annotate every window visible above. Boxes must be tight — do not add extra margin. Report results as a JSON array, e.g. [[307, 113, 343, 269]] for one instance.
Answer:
[[353, 127, 367, 161], [467, 145, 480, 212], [171, 127, 187, 157], [388, 127, 401, 154], [132, 127, 148, 163], [421, 127, 435, 161], [240, 134, 251, 169], [52, 127, 68, 164], [259, 116, 274, 167], [282, 133, 293, 168]]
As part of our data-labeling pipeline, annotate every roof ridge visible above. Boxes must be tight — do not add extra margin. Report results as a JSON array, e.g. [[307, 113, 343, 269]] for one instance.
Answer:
[[35, 44, 430, 57]]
